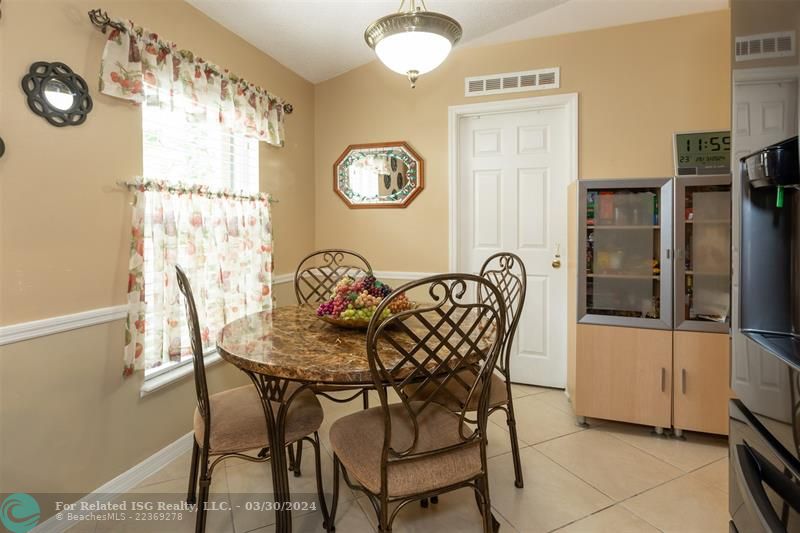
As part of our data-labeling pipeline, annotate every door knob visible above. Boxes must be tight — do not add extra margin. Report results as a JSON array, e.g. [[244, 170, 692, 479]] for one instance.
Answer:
[[552, 244, 562, 269]]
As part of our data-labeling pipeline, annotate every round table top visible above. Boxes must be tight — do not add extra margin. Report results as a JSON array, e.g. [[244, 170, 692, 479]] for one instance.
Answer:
[[217, 305, 379, 384], [217, 304, 495, 385]]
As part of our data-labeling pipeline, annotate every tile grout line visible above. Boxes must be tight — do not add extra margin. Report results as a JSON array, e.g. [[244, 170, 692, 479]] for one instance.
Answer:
[[596, 425, 728, 473], [532, 424, 709, 533]]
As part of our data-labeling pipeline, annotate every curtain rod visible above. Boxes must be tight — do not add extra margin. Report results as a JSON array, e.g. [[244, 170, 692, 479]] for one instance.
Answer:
[[87, 9, 295, 115]]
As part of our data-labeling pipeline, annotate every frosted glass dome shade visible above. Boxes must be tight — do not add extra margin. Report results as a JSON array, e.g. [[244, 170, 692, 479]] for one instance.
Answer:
[[365, 8, 462, 87], [374, 31, 452, 76]]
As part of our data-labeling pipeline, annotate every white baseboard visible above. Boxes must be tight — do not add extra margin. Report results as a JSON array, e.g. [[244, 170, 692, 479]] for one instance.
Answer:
[[33, 432, 194, 533], [0, 305, 129, 347]]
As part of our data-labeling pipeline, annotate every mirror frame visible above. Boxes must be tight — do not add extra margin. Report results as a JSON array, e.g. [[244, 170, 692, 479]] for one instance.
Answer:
[[21, 62, 93, 127], [333, 141, 425, 209]]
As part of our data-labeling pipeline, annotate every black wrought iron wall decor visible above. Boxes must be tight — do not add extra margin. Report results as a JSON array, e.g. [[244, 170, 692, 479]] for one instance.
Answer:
[[21, 62, 93, 127]]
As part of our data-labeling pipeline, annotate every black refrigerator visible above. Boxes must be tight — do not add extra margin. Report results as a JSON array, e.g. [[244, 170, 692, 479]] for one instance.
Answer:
[[731, 2, 800, 531]]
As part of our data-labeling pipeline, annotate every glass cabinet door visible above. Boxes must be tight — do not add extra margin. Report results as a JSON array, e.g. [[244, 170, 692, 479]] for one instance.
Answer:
[[578, 178, 673, 329], [675, 176, 731, 332]]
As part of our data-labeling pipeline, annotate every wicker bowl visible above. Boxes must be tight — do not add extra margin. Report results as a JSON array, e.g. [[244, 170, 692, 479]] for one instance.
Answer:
[[318, 315, 372, 329]]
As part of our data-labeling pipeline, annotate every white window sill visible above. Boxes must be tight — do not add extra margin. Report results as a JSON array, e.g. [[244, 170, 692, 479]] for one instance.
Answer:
[[140, 350, 224, 397]]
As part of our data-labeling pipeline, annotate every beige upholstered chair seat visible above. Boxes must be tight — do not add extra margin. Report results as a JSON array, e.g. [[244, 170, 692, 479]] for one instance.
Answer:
[[193, 384, 323, 455], [405, 370, 508, 412], [329, 401, 482, 498]]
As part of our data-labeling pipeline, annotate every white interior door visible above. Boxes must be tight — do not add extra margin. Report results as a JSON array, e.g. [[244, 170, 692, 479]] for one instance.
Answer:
[[732, 74, 798, 420], [457, 106, 571, 388]]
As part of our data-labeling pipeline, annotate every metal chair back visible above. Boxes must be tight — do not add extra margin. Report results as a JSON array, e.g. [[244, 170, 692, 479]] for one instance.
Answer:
[[479, 252, 527, 377], [175, 265, 211, 449], [365, 274, 505, 479], [294, 249, 373, 305]]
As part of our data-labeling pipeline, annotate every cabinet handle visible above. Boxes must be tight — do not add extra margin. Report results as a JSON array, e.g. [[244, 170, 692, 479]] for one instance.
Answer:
[[661, 367, 666, 392], [666, 249, 671, 259], [681, 368, 687, 395]]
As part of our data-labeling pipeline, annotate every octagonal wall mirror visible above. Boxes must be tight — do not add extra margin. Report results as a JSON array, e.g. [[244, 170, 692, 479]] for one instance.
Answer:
[[334, 141, 424, 208]]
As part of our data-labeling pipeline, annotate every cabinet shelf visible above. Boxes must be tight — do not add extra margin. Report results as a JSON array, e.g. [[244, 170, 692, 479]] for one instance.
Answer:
[[588, 273, 659, 280], [684, 220, 729, 224], [685, 270, 729, 276]]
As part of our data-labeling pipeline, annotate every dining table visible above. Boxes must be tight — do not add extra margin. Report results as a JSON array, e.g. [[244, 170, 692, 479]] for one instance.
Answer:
[[217, 303, 497, 533]]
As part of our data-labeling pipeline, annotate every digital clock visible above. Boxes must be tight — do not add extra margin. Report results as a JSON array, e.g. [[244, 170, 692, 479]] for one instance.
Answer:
[[674, 131, 731, 176]]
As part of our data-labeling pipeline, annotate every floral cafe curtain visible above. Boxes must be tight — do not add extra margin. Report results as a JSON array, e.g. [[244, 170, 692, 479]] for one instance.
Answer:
[[124, 180, 274, 375], [99, 19, 285, 146]]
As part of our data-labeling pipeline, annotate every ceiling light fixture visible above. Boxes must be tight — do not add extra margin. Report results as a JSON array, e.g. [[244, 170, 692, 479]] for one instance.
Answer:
[[365, 0, 462, 88]]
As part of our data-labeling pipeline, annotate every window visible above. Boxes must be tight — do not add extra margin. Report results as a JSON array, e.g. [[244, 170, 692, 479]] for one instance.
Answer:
[[141, 85, 260, 381], [142, 86, 259, 192]]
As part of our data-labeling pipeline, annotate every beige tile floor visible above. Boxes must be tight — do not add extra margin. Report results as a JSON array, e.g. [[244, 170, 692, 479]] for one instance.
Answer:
[[84, 385, 729, 532]]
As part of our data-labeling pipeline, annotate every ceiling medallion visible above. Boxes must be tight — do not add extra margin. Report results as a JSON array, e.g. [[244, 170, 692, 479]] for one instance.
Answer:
[[365, 0, 462, 88]]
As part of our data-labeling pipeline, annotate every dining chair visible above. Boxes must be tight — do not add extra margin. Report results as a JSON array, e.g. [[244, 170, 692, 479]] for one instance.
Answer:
[[175, 265, 327, 533], [405, 252, 528, 491], [294, 248, 373, 306], [326, 274, 507, 533], [290, 248, 375, 476]]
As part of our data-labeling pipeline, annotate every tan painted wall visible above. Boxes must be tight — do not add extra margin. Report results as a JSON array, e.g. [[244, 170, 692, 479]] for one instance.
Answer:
[[315, 10, 732, 398], [0, 3, 733, 496], [314, 10, 731, 272], [0, 0, 316, 326], [0, 0, 314, 494], [731, 0, 800, 68]]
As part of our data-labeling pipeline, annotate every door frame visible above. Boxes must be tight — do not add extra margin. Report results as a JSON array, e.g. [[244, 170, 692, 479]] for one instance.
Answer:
[[447, 93, 578, 387], [447, 93, 579, 271]]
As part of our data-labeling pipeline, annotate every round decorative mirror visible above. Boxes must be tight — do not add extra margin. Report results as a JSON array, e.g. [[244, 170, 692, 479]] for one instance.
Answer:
[[22, 62, 92, 127], [334, 142, 424, 208], [43, 78, 77, 111]]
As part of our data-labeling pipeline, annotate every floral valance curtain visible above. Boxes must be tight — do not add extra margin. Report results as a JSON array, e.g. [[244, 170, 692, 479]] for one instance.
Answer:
[[124, 179, 274, 375], [99, 20, 285, 146]]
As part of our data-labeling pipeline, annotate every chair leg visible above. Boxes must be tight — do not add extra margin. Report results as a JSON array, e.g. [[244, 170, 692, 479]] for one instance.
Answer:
[[195, 448, 210, 533], [362, 389, 369, 410], [505, 396, 524, 488], [187, 439, 200, 505], [287, 442, 296, 472], [310, 434, 331, 531], [327, 454, 341, 532], [378, 494, 390, 533], [474, 476, 499, 533], [293, 440, 303, 477]]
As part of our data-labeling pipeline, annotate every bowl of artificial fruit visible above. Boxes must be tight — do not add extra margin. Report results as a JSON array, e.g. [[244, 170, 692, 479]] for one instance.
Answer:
[[315, 275, 415, 329]]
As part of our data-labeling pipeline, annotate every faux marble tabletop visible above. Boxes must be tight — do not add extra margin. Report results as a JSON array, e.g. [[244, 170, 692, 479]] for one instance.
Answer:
[[217, 304, 495, 384]]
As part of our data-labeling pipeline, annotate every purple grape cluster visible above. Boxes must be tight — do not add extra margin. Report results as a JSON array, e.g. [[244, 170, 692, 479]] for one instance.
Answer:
[[316, 275, 396, 319]]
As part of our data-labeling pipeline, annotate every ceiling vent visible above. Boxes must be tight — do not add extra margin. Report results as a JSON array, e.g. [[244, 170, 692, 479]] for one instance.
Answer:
[[465, 67, 560, 97], [735, 31, 795, 61]]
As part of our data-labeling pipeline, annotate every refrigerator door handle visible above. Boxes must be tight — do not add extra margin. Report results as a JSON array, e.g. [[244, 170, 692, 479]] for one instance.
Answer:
[[733, 442, 800, 532]]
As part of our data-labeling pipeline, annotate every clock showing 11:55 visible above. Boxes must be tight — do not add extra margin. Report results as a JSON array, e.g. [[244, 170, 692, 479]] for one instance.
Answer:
[[674, 130, 731, 176]]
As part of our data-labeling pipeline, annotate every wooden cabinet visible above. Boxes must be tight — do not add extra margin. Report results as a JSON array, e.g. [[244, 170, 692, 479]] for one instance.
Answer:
[[672, 331, 730, 435], [575, 324, 730, 435], [575, 324, 673, 428]]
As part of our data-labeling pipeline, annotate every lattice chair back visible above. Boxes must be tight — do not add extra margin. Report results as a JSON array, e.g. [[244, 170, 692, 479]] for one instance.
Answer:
[[294, 249, 373, 305], [175, 265, 211, 449], [478, 252, 527, 377], [365, 274, 506, 477]]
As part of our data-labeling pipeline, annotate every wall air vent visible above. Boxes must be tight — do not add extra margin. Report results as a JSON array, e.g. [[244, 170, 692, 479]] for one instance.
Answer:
[[465, 67, 560, 97], [735, 31, 795, 61]]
